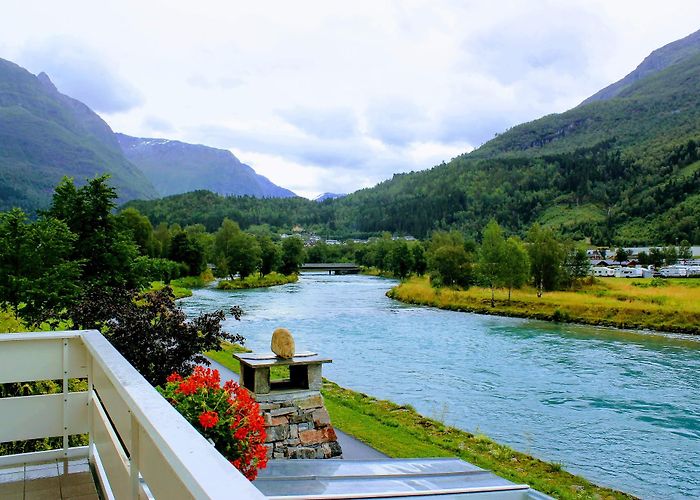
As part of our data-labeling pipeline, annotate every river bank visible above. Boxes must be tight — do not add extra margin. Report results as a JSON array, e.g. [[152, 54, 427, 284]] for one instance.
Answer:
[[218, 272, 298, 290], [388, 276, 700, 335], [206, 342, 631, 499]]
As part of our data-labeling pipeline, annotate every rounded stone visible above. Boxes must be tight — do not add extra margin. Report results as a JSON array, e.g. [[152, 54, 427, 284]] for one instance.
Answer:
[[272, 327, 295, 359]]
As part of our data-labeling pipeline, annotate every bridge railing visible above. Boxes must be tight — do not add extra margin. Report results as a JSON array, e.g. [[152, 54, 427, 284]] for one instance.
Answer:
[[0, 330, 265, 499]]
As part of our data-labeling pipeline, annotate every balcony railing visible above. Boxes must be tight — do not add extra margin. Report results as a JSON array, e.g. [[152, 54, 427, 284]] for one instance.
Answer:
[[0, 330, 265, 499]]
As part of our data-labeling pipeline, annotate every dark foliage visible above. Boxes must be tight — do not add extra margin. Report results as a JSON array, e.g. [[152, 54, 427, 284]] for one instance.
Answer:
[[70, 286, 243, 386]]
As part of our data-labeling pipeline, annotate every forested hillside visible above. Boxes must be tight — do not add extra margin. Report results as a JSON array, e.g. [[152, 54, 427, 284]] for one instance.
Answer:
[[128, 29, 700, 245], [0, 58, 157, 212]]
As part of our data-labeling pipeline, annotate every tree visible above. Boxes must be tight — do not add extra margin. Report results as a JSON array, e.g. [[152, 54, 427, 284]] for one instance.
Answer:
[[214, 218, 242, 277], [279, 237, 304, 275], [118, 207, 156, 256], [526, 224, 564, 297], [170, 231, 207, 276], [427, 231, 475, 288], [70, 286, 243, 386], [678, 240, 693, 262], [563, 245, 590, 288], [389, 240, 413, 279], [479, 220, 506, 307], [46, 175, 141, 288], [662, 246, 678, 266], [0, 209, 81, 327], [502, 236, 530, 302], [258, 235, 281, 276], [649, 247, 665, 268], [152, 222, 171, 257], [614, 247, 629, 265], [411, 243, 427, 275]]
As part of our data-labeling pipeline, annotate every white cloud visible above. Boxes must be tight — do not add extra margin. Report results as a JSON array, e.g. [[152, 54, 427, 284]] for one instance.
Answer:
[[17, 35, 142, 113], [1, 0, 700, 195]]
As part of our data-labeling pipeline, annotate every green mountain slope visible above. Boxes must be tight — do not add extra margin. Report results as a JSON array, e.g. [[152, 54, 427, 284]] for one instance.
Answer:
[[0, 58, 157, 212], [116, 134, 296, 198], [126, 30, 700, 245]]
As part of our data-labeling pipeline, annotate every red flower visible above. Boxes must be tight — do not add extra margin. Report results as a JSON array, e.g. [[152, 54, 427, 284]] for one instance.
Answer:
[[160, 366, 267, 481], [176, 379, 198, 396], [199, 410, 219, 429]]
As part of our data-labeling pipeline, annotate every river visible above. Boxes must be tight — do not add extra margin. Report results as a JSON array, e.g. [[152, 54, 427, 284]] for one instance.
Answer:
[[180, 273, 700, 499]]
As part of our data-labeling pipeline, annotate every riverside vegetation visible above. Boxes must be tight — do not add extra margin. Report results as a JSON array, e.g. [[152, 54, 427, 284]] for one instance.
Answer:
[[389, 276, 700, 335], [206, 342, 632, 500]]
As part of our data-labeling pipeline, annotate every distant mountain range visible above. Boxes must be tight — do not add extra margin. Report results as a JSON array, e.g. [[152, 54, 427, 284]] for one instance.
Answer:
[[116, 134, 296, 199], [0, 57, 295, 212], [0, 58, 157, 211], [313, 192, 346, 202]]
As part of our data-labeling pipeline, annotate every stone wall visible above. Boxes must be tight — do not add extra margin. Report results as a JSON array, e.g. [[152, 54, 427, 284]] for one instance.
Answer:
[[258, 392, 342, 459]]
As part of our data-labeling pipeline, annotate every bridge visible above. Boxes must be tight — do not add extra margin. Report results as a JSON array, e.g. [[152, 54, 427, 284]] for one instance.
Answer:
[[301, 262, 361, 275]]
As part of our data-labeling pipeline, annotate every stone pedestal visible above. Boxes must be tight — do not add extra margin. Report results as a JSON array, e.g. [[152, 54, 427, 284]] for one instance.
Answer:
[[235, 351, 343, 460], [257, 390, 342, 459]]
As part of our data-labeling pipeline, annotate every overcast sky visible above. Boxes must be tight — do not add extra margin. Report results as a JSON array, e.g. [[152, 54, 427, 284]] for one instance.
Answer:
[[2, 2, 699, 198]]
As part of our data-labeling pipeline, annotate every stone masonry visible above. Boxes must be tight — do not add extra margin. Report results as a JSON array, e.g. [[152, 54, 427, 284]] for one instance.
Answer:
[[258, 392, 342, 459]]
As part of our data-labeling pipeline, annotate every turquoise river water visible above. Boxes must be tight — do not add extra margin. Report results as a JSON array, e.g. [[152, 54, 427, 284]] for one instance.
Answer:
[[181, 273, 700, 499]]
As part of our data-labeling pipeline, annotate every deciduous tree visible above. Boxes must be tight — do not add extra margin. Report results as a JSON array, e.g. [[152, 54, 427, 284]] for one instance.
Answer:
[[479, 220, 506, 307]]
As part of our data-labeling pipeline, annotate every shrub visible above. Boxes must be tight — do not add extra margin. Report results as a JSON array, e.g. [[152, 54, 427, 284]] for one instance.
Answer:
[[70, 286, 243, 386], [158, 366, 268, 480]]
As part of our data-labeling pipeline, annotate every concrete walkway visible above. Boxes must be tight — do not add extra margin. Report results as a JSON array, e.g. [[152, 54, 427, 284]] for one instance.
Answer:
[[205, 357, 387, 460]]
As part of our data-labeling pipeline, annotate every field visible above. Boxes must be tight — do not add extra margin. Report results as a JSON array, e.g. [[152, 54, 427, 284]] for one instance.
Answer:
[[388, 276, 700, 335]]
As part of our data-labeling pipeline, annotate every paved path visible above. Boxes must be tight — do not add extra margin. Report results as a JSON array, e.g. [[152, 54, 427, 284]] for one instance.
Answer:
[[205, 357, 387, 460]]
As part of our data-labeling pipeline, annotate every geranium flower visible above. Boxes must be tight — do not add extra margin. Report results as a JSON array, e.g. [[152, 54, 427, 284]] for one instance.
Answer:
[[199, 410, 219, 429]]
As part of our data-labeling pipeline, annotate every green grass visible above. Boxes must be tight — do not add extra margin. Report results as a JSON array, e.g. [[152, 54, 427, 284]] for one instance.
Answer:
[[148, 280, 193, 299], [217, 272, 297, 290], [171, 269, 215, 289], [206, 342, 632, 499], [206, 342, 290, 379]]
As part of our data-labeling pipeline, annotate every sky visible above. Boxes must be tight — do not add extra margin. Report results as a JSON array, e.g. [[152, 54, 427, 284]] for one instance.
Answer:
[[2, 2, 700, 199]]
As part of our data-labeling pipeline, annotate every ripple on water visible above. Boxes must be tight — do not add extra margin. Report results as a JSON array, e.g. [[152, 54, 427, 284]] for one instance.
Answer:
[[181, 274, 700, 499]]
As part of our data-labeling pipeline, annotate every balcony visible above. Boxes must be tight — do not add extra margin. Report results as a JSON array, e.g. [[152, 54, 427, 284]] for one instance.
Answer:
[[0, 331, 549, 499], [0, 330, 264, 499]]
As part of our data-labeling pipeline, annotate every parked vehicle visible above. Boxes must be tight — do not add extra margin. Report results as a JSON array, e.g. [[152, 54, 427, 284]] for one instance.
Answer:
[[591, 266, 615, 277], [616, 267, 644, 278], [659, 266, 688, 278]]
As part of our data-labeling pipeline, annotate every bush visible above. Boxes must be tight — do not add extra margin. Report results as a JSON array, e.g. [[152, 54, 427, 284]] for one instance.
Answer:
[[70, 286, 243, 386], [158, 366, 268, 480]]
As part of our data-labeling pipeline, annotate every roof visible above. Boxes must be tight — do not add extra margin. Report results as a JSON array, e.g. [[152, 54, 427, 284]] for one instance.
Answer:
[[254, 458, 552, 499]]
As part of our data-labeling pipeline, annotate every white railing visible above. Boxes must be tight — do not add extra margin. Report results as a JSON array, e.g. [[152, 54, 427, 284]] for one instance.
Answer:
[[0, 330, 265, 499]]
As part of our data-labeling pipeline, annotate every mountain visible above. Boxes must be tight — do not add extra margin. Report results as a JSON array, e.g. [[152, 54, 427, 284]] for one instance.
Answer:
[[0, 58, 157, 212], [126, 29, 700, 245], [116, 134, 296, 199], [582, 29, 700, 105], [314, 192, 346, 202], [329, 29, 700, 244]]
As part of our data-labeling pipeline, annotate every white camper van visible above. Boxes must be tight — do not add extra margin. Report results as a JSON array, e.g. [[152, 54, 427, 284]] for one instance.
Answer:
[[660, 266, 688, 278], [592, 266, 615, 277]]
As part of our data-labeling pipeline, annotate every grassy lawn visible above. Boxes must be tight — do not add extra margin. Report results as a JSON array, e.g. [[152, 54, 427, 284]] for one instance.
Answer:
[[206, 342, 632, 500], [148, 280, 193, 299], [389, 276, 700, 335]]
